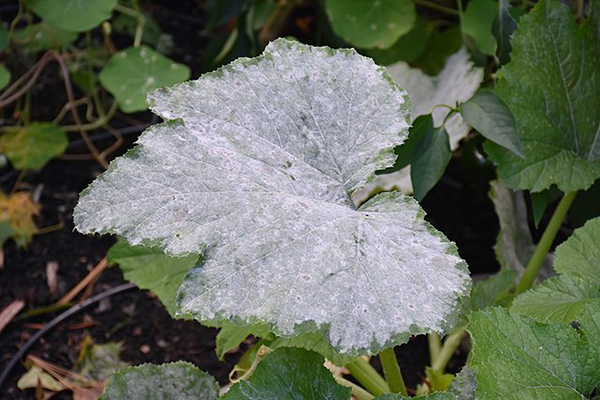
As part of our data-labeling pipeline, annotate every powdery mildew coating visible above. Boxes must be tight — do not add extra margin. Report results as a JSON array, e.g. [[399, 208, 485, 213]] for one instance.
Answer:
[[74, 39, 471, 356]]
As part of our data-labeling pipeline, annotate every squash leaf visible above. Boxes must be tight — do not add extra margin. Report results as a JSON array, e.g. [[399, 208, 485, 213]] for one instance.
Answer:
[[75, 39, 471, 357]]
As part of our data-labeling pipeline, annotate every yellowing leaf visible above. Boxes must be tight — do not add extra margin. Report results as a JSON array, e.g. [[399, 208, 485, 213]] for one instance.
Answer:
[[0, 191, 40, 247]]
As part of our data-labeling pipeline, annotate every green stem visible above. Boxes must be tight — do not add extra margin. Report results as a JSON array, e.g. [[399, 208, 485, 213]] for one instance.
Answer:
[[61, 101, 118, 132], [346, 357, 390, 397], [414, 0, 459, 15], [379, 348, 407, 395], [432, 330, 465, 372], [515, 191, 577, 294], [428, 332, 442, 366], [334, 376, 374, 400]]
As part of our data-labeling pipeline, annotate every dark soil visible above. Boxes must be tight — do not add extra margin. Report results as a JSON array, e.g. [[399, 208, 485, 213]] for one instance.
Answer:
[[0, 2, 504, 399]]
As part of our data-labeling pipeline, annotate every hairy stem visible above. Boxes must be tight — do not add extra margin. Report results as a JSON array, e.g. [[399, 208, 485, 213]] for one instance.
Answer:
[[432, 330, 466, 372], [346, 357, 390, 397], [379, 348, 408, 395], [334, 376, 374, 400], [428, 332, 442, 366], [516, 191, 577, 294]]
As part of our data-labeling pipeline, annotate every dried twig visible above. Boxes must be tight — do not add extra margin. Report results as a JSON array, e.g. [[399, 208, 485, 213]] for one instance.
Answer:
[[57, 257, 108, 305]]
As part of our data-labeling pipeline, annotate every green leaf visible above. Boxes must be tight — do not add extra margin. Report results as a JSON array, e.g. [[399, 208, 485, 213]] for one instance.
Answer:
[[100, 362, 219, 400], [492, 0, 518, 64], [14, 23, 78, 52], [512, 274, 600, 323], [448, 367, 477, 399], [325, 0, 415, 49], [375, 392, 454, 399], [0, 123, 68, 170], [462, 0, 497, 55], [268, 331, 355, 367], [74, 337, 128, 381], [364, 15, 430, 65], [0, 25, 8, 52], [469, 269, 517, 312], [75, 39, 471, 357], [410, 116, 452, 201], [26, 0, 117, 32], [529, 187, 561, 228], [486, 0, 600, 193], [107, 239, 199, 316], [579, 302, 600, 354], [99, 45, 190, 113], [554, 216, 600, 281], [459, 90, 523, 157], [467, 307, 600, 398], [0, 65, 10, 90], [223, 347, 351, 400], [215, 321, 270, 360], [413, 27, 463, 76], [489, 181, 553, 278]]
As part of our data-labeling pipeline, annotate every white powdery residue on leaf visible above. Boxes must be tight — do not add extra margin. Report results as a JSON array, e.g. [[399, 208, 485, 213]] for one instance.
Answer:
[[75, 39, 470, 356]]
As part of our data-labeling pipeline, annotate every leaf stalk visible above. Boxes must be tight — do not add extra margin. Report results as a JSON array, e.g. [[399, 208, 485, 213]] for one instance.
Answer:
[[345, 357, 390, 397], [379, 347, 408, 395]]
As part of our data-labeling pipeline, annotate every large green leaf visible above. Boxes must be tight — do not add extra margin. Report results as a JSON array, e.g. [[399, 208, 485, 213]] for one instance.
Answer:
[[107, 239, 199, 316], [511, 274, 600, 323], [99, 45, 190, 113], [0, 65, 10, 90], [75, 39, 471, 357], [26, 0, 117, 32], [492, 0, 518, 64], [223, 347, 350, 400], [0, 123, 68, 170], [325, 0, 415, 49], [486, 0, 600, 193], [511, 216, 600, 323], [100, 362, 219, 400], [554, 216, 600, 281], [462, 0, 497, 55], [467, 307, 600, 399], [364, 15, 430, 65], [14, 23, 78, 52]]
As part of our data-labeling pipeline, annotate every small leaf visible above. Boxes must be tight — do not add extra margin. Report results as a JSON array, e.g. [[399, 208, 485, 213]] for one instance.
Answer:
[[74, 336, 128, 382], [459, 90, 524, 158], [76, 39, 471, 356], [0, 25, 8, 52], [410, 116, 452, 201], [467, 307, 600, 398], [0, 65, 10, 90], [554, 216, 600, 281], [100, 362, 219, 400], [99, 45, 190, 113], [492, 0, 518, 65], [215, 321, 270, 360], [469, 269, 517, 312], [222, 347, 351, 400], [26, 0, 117, 32], [325, 0, 415, 49], [364, 15, 430, 65], [0, 191, 40, 248], [486, 0, 600, 193], [14, 23, 78, 52], [511, 274, 600, 323], [462, 0, 497, 55], [425, 366, 454, 392], [1, 123, 68, 170], [107, 239, 199, 316], [17, 365, 64, 391]]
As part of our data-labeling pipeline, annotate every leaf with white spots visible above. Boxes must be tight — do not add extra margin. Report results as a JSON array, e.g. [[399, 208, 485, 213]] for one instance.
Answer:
[[99, 45, 190, 113], [352, 48, 483, 201], [75, 39, 471, 356], [325, 0, 415, 49]]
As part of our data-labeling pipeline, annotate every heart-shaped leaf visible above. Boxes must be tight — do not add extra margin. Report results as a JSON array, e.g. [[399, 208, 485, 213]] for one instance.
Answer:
[[75, 39, 471, 356], [26, 0, 117, 32], [100, 362, 218, 400], [325, 0, 416, 49], [486, 0, 600, 193], [223, 348, 350, 400], [99, 45, 190, 113], [0, 123, 68, 170]]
